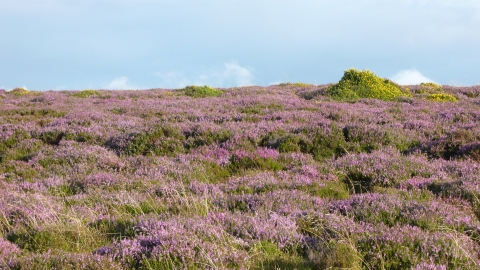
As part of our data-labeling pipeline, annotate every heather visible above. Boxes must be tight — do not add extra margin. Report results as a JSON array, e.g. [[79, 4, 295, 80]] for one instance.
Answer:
[[0, 83, 479, 269]]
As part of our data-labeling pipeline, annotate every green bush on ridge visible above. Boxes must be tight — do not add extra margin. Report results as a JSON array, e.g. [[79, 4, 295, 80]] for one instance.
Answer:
[[8, 87, 35, 96], [181, 85, 223, 98], [417, 82, 443, 94], [326, 69, 411, 101], [70, 89, 101, 98], [425, 93, 458, 102]]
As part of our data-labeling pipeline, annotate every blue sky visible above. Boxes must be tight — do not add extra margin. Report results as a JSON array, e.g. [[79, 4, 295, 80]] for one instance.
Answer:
[[1, 0, 479, 90]]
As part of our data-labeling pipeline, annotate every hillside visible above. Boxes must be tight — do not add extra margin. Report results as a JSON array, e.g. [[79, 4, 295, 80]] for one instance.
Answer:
[[1, 83, 480, 269]]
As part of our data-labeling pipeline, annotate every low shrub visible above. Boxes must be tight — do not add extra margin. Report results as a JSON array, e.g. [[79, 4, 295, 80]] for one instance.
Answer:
[[419, 129, 477, 160], [0, 127, 31, 162], [70, 89, 101, 98], [181, 85, 223, 98], [426, 93, 458, 102], [278, 82, 314, 88], [356, 226, 479, 269], [260, 126, 348, 161], [239, 102, 284, 115], [334, 148, 435, 193], [417, 82, 443, 94], [326, 69, 411, 101], [8, 87, 31, 96], [184, 126, 232, 150], [107, 125, 185, 156]]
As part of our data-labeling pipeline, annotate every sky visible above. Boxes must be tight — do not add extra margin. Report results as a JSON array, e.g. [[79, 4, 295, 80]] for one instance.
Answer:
[[1, 0, 479, 90]]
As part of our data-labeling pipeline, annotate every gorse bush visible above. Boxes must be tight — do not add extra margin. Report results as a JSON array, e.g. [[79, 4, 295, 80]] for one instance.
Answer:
[[70, 89, 101, 98], [181, 85, 223, 98], [278, 82, 314, 88], [426, 93, 458, 102], [326, 69, 411, 101], [8, 88, 31, 96], [418, 82, 443, 94]]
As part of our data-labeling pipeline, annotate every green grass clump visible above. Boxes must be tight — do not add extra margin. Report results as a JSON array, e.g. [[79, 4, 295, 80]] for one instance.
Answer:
[[181, 85, 223, 98], [425, 93, 458, 102], [327, 69, 411, 101], [70, 89, 101, 98]]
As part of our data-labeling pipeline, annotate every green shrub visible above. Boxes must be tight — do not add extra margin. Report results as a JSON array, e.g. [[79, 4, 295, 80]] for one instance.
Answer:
[[441, 129, 476, 160], [33, 130, 65, 145], [181, 85, 223, 98], [417, 82, 443, 94], [8, 87, 31, 96], [0, 128, 30, 163], [260, 126, 348, 161], [184, 127, 232, 150], [308, 126, 348, 160], [239, 103, 284, 115], [326, 69, 411, 101], [0, 138, 43, 163], [108, 125, 185, 156], [278, 82, 313, 88], [70, 89, 101, 98], [425, 93, 458, 102]]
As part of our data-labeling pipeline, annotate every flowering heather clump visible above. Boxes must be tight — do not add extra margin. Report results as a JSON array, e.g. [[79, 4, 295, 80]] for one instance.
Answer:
[[1, 82, 479, 269], [333, 147, 436, 193], [0, 237, 21, 260]]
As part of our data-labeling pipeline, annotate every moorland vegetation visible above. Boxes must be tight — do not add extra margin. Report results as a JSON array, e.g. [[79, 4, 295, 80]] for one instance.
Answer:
[[1, 70, 479, 269]]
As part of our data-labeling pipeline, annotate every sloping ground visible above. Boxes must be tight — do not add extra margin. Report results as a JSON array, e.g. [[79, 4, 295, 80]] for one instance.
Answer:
[[1, 84, 479, 269]]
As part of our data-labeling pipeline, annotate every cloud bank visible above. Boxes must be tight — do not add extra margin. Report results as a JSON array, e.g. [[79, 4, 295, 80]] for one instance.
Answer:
[[156, 61, 254, 89], [103, 77, 138, 90], [390, 69, 435, 85]]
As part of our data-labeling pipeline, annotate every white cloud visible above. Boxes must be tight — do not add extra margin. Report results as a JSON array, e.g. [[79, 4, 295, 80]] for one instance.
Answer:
[[222, 61, 255, 86], [103, 76, 138, 90], [390, 69, 435, 85], [155, 61, 255, 89], [155, 72, 191, 89]]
